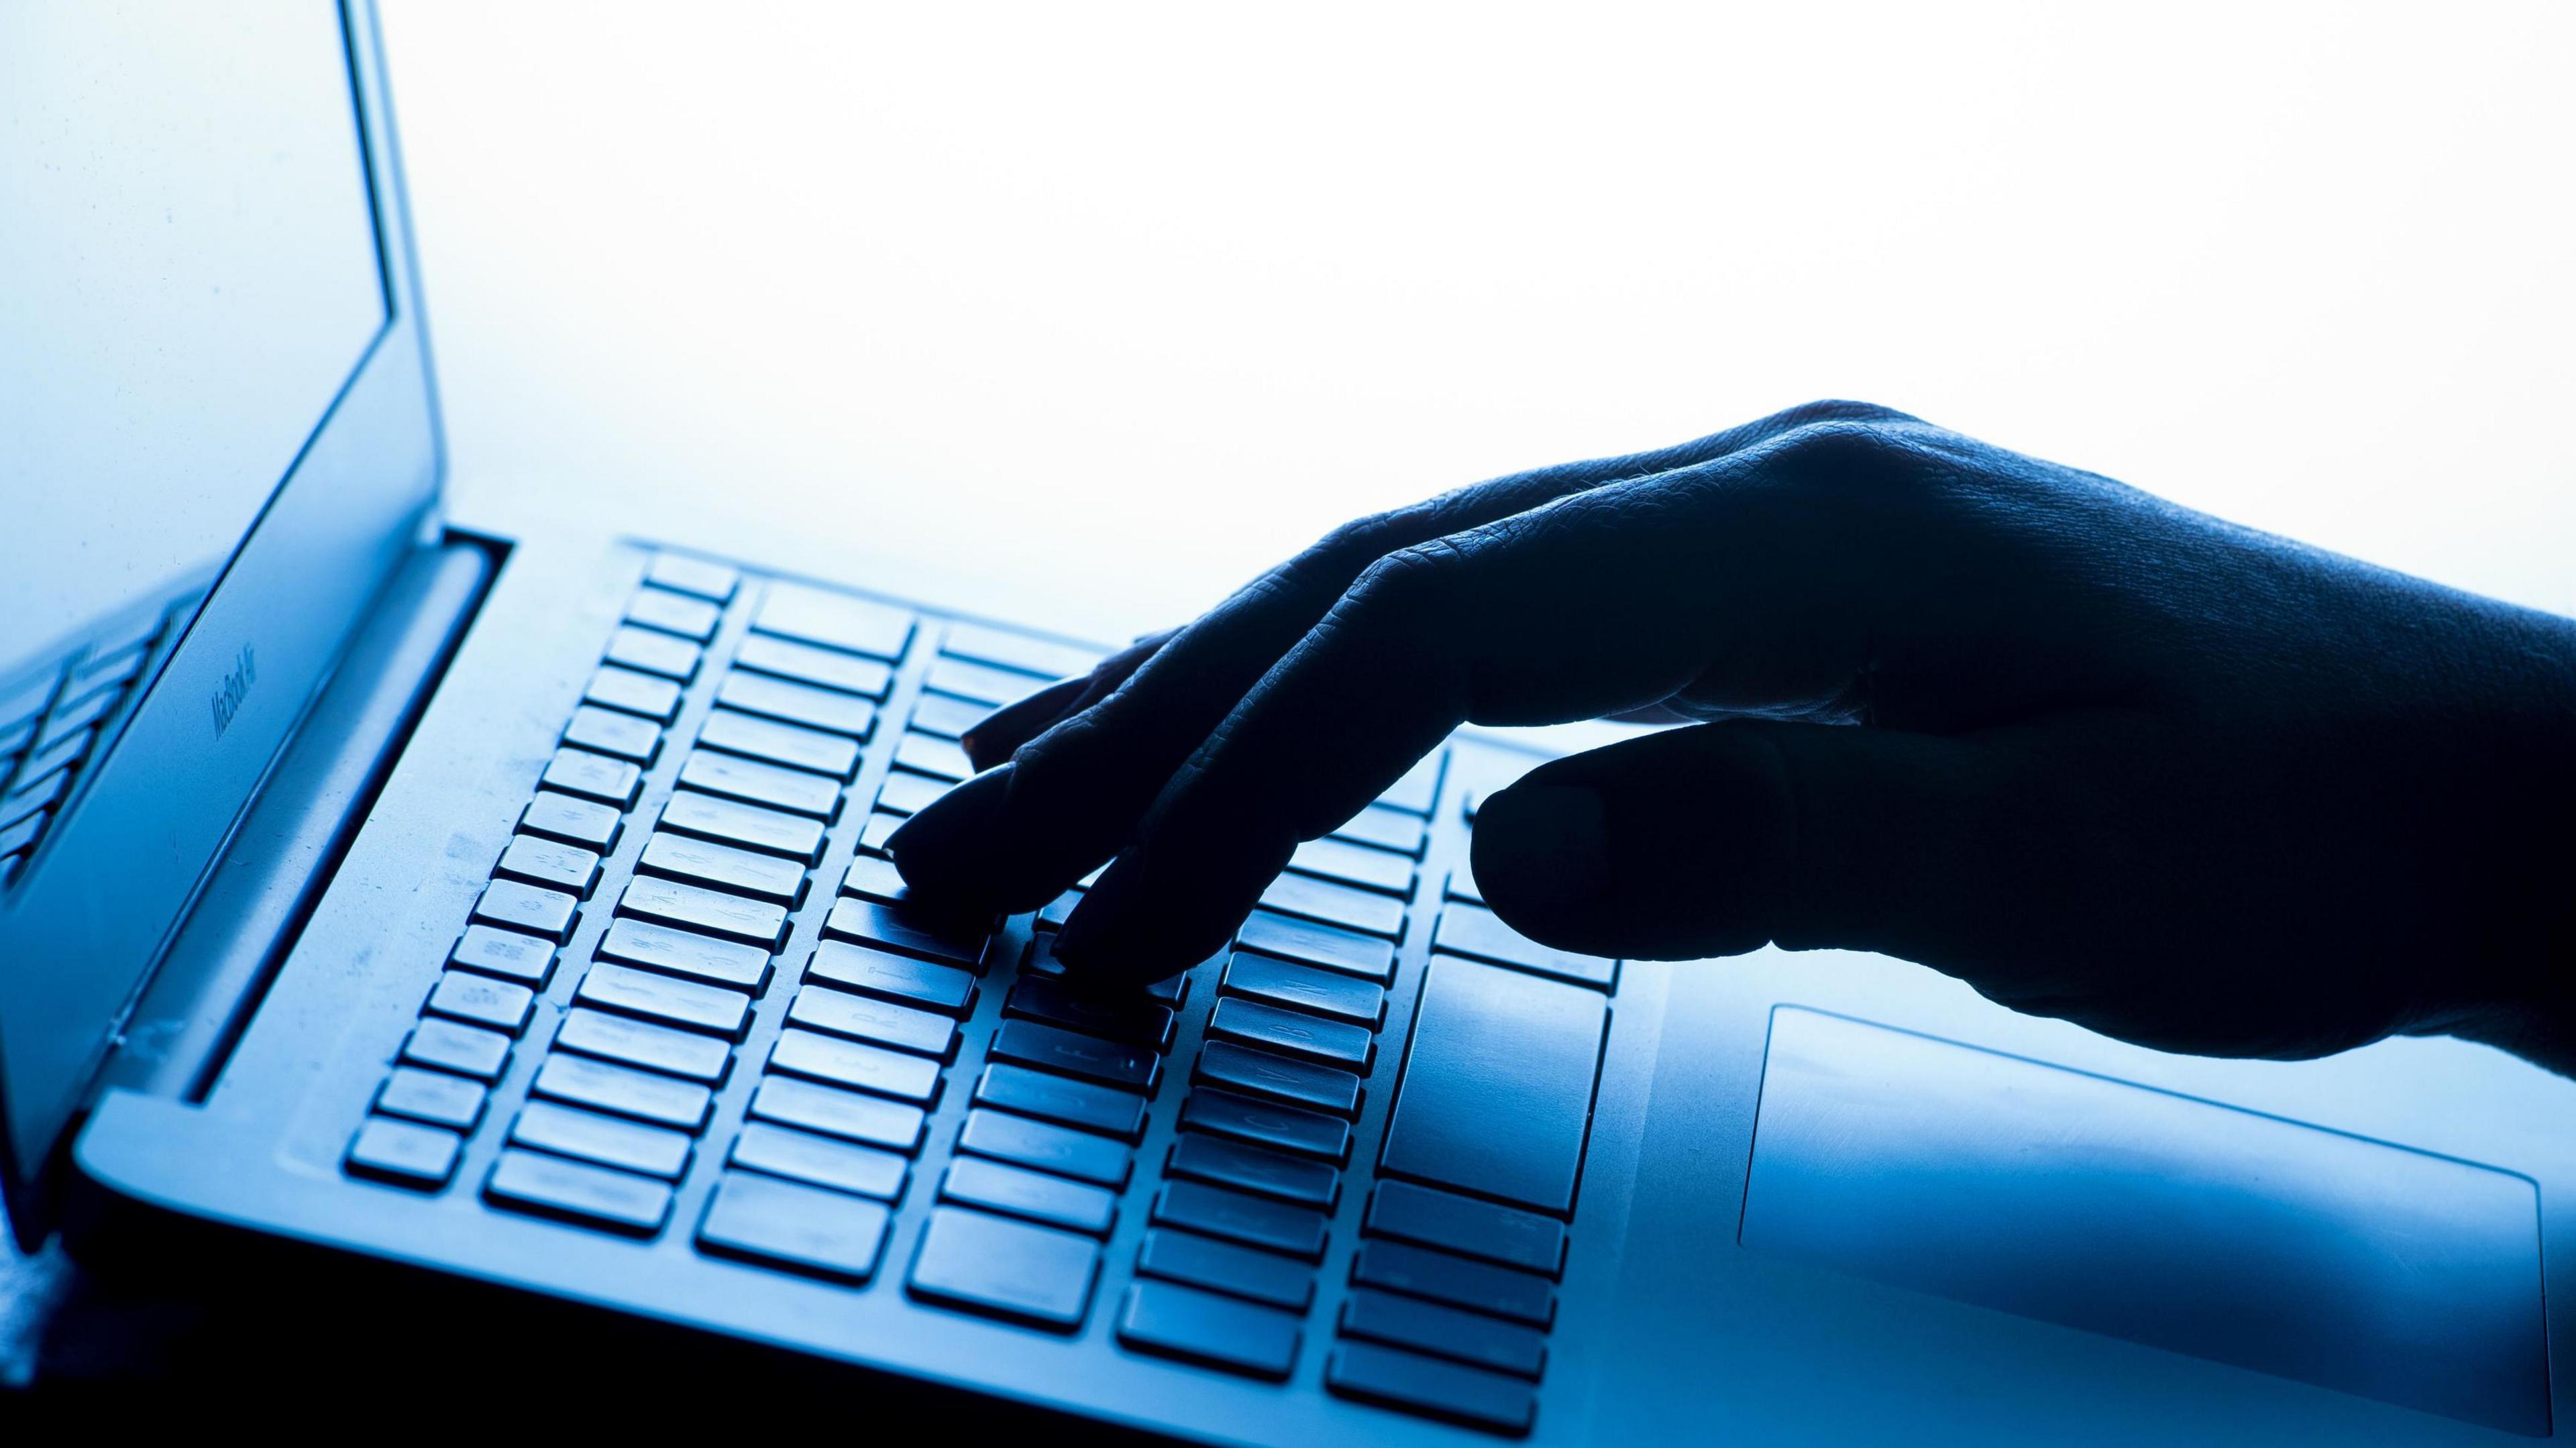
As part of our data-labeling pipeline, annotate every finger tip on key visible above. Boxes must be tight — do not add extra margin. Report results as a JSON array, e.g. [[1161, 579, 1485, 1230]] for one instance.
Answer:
[[1053, 858, 1169, 975], [886, 768, 1018, 894]]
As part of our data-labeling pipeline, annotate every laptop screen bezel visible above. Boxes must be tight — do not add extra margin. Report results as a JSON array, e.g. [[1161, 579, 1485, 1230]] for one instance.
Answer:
[[0, 0, 441, 1228]]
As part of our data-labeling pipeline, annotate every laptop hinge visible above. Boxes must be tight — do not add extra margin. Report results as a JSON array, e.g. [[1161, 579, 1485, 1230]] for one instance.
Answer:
[[92, 535, 496, 1105]]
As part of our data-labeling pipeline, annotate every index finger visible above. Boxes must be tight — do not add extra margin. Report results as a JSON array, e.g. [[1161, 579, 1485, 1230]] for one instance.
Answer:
[[1054, 472, 1750, 982], [885, 405, 1890, 913]]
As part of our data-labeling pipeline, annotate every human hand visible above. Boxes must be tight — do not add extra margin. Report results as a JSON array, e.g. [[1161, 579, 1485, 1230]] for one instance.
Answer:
[[892, 402, 2576, 1068]]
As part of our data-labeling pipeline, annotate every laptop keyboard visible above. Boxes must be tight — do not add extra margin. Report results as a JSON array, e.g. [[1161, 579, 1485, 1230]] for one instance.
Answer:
[[341, 550, 1621, 1437]]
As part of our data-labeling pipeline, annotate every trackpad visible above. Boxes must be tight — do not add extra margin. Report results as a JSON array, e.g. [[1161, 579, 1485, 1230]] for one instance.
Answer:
[[1740, 1008, 2547, 1435]]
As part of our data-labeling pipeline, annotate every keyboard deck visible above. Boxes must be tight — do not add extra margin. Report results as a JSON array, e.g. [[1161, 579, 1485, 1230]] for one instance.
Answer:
[[341, 549, 1623, 1438]]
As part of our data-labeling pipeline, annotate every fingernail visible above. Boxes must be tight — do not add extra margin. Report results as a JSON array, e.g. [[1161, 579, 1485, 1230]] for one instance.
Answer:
[[1472, 784, 1611, 922]]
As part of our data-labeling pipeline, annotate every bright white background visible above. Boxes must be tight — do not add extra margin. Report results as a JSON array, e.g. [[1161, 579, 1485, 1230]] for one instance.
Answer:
[[382, 1, 2575, 628]]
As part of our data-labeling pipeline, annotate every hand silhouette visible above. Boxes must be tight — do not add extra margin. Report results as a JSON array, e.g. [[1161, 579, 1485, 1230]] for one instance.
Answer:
[[893, 402, 2576, 1069]]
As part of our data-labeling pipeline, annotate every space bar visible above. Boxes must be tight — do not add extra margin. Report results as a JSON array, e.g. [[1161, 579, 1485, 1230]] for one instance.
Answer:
[[1378, 956, 1608, 1217]]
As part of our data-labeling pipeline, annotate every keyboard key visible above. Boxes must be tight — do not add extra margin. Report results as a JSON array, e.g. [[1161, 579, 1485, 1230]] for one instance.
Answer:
[[941, 1157, 1118, 1236], [855, 810, 904, 854], [44, 683, 120, 741], [1326, 1341, 1536, 1437], [787, 985, 958, 1059], [718, 670, 881, 739], [597, 915, 771, 991], [1236, 911, 1397, 983], [837, 853, 918, 907], [1195, 1041, 1360, 1117], [908, 1206, 1097, 1330], [427, 972, 535, 1034], [677, 750, 841, 819], [375, 1066, 487, 1130], [894, 732, 972, 781], [735, 633, 893, 698], [1036, 889, 1081, 930], [618, 875, 790, 949], [577, 962, 753, 1038], [872, 770, 950, 816], [584, 665, 682, 724], [822, 897, 985, 970], [1376, 752, 1446, 816], [1434, 905, 1617, 990], [1021, 933, 1189, 1007], [751, 1076, 927, 1154], [449, 924, 557, 986], [659, 789, 826, 864], [402, 1019, 511, 1081], [1221, 953, 1385, 1027], [604, 624, 701, 681], [345, 1117, 460, 1188], [1208, 997, 1374, 1070], [698, 1170, 892, 1282], [1259, 873, 1406, 940], [906, 691, 985, 740], [511, 1100, 694, 1178], [731, 1121, 909, 1201], [1181, 1087, 1350, 1164], [1, 769, 68, 832], [755, 580, 914, 660], [562, 704, 661, 765], [534, 1054, 713, 1131], [1342, 1288, 1546, 1378], [486, 1147, 674, 1233], [1136, 1229, 1315, 1312], [957, 1108, 1132, 1188], [990, 1019, 1160, 1093], [645, 552, 739, 601], [638, 830, 807, 905], [1332, 802, 1429, 856], [521, 790, 624, 851], [626, 586, 722, 641], [973, 1064, 1147, 1140], [541, 746, 643, 807], [1117, 1281, 1301, 1381], [939, 620, 1102, 679], [770, 1027, 943, 1104], [1381, 956, 1607, 1215], [1005, 977, 1175, 1052], [555, 1006, 732, 1082], [0, 671, 49, 730], [1351, 1239, 1556, 1327], [494, 834, 602, 898], [1366, 1182, 1564, 1278], [1167, 1133, 1338, 1209], [62, 643, 148, 705], [472, 878, 580, 943], [1152, 1180, 1328, 1260], [698, 708, 859, 778], [806, 940, 976, 1015], [924, 655, 1046, 707], [1287, 836, 1417, 897]]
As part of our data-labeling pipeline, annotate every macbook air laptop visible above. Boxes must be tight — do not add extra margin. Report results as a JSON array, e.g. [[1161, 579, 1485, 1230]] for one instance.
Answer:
[[5, 3, 2571, 1439]]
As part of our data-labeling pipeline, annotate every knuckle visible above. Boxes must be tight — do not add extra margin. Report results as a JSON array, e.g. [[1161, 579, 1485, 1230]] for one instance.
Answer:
[[1766, 417, 1927, 499], [1768, 398, 1919, 431], [1307, 510, 1417, 569], [1344, 540, 1462, 618]]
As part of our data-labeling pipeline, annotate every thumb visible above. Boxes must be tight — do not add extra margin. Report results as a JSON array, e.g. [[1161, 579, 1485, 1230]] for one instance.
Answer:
[[1470, 720, 2032, 964]]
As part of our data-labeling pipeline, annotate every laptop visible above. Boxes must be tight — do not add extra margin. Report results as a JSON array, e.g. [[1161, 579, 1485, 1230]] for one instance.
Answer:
[[5, 3, 2571, 1439]]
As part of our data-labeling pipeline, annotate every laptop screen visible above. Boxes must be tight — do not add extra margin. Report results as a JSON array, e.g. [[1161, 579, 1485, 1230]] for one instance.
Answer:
[[0, 1, 388, 873]]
